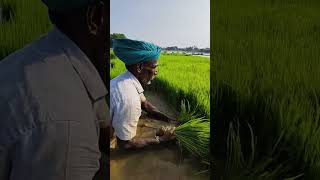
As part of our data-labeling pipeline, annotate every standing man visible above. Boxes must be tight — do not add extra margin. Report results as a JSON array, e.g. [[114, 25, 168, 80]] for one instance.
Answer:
[[0, 0, 109, 180], [111, 39, 177, 149]]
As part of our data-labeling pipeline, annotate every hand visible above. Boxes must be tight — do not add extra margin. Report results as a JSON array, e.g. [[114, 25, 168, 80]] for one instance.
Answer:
[[169, 119, 180, 126], [157, 126, 176, 142]]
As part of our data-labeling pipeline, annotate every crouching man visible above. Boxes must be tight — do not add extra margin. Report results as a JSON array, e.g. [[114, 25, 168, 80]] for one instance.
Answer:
[[110, 39, 177, 149]]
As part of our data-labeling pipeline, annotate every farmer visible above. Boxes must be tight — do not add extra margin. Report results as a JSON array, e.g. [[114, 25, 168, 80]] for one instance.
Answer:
[[0, 0, 109, 180], [111, 39, 177, 149]]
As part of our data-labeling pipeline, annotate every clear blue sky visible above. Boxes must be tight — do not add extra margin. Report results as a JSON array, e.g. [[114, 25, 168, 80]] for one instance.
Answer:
[[110, 0, 210, 49]]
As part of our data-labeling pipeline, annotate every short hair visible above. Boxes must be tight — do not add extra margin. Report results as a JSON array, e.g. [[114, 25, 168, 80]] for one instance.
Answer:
[[48, 8, 86, 26], [48, 0, 103, 25]]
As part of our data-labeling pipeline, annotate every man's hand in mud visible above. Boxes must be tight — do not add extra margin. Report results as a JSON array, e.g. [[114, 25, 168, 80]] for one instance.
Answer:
[[156, 126, 176, 142]]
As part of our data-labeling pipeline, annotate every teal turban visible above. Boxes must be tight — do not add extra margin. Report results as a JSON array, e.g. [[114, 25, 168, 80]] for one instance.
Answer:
[[42, 0, 99, 13], [112, 39, 161, 65]]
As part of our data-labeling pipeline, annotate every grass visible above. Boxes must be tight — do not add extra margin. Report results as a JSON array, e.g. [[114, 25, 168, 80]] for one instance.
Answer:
[[212, 0, 320, 179], [0, 0, 51, 60]]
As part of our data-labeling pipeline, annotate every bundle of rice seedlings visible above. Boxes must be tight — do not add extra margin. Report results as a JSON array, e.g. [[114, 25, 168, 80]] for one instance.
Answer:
[[175, 117, 210, 163]]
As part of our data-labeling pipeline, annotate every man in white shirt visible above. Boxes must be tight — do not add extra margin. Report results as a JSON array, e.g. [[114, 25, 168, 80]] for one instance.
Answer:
[[111, 39, 177, 149]]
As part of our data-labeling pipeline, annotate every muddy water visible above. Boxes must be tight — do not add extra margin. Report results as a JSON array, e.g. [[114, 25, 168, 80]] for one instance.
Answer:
[[110, 91, 209, 180]]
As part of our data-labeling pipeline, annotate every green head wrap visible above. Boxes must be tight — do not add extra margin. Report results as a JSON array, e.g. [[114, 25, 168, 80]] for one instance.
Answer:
[[112, 38, 162, 65]]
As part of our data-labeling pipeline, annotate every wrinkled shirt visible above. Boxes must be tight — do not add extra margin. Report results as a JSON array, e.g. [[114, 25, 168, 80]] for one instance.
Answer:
[[110, 71, 146, 141], [0, 27, 109, 180]]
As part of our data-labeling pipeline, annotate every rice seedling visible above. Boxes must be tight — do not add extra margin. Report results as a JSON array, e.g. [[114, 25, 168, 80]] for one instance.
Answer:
[[177, 99, 199, 124], [175, 117, 210, 163], [222, 120, 304, 180]]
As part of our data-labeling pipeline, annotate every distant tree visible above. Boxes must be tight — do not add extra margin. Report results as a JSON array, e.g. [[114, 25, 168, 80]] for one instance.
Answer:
[[110, 33, 127, 47], [193, 46, 199, 52], [200, 48, 210, 53], [165, 46, 179, 51], [185, 46, 193, 52]]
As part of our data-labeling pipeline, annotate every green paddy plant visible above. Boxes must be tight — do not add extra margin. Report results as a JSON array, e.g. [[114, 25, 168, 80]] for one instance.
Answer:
[[212, 0, 320, 178], [223, 120, 304, 180], [177, 99, 199, 124], [175, 117, 210, 163]]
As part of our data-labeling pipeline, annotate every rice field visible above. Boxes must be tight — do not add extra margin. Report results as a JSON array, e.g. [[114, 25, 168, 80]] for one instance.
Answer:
[[111, 52, 210, 118], [0, 0, 51, 60], [212, 0, 320, 179]]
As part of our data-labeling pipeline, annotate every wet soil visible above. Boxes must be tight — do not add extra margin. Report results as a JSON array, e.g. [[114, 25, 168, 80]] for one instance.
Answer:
[[110, 91, 209, 180]]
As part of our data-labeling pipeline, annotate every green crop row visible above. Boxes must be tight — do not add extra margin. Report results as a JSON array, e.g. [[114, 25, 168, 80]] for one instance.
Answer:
[[212, 0, 320, 179]]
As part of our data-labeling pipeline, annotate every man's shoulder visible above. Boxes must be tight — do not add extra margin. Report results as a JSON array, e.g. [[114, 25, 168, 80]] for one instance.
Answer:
[[0, 34, 48, 96], [111, 72, 128, 86], [111, 73, 137, 92], [0, 32, 92, 119], [0, 33, 60, 79], [0, 30, 76, 83], [111, 72, 127, 82]]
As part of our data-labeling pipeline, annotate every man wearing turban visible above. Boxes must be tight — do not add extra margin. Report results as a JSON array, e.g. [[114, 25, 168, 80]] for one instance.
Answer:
[[111, 39, 177, 149], [0, 0, 108, 179]]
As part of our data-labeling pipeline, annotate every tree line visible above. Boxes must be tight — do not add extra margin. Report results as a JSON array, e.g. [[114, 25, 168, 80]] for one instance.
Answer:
[[110, 33, 210, 53]]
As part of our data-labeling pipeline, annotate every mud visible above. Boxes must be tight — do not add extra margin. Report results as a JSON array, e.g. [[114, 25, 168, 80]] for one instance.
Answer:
[[110, 91, 209, 180]]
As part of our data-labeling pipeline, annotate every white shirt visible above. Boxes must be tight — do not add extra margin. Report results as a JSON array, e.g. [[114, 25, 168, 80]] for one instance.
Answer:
[[110, 70, 146, 140]]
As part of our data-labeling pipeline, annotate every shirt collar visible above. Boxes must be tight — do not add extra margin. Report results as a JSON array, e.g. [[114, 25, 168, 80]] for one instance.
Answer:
[[48, 27, 108, 101], [125, 70, 144, 94]]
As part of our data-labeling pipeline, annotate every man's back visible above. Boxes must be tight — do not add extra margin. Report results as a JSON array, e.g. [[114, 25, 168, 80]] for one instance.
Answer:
[[0, 28, 107, 180]]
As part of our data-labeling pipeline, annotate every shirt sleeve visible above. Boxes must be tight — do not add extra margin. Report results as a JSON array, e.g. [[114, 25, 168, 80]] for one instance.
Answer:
[[94, 97, 110, 128], [140, 93, 147, 103]]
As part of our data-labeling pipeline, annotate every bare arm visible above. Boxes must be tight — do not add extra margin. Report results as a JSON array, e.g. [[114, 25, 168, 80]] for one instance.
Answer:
[[118, 136, 160, 149], [141, 99, 174, 123], [119, 133, 175, 149], [117, 125, 176, 149]]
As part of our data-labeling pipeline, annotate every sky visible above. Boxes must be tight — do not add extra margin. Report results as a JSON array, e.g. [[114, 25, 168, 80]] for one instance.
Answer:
[[110, 0, 210, 49]]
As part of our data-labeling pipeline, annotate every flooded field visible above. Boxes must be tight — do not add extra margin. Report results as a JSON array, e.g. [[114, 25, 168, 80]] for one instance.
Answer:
[[110, 91, 209, 180]]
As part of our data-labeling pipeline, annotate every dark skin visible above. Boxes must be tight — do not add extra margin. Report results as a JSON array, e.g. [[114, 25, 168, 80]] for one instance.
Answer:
[[128, 60, 175, 122], [117, 60, 179, 149], [49, 1, 110, 152], [49, 1, 107, 83]]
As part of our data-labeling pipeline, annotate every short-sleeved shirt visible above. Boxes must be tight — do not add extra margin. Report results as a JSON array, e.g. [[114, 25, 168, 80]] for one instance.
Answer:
[[0, 27, 109, 180], [110, 70, 146, 141]]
